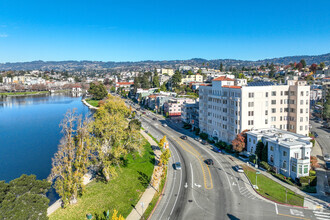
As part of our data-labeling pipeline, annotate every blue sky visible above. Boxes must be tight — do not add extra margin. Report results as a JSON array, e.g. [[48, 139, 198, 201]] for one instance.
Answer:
[[0, 0, 329, 62]]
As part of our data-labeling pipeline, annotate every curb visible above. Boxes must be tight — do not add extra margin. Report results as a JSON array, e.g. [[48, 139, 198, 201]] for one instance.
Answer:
[[147, 166, 169, 220]]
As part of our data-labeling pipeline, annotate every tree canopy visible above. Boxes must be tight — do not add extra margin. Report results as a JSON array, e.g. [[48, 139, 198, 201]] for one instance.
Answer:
[[88, 82, 108, 100], [0, 175, 51, 220]]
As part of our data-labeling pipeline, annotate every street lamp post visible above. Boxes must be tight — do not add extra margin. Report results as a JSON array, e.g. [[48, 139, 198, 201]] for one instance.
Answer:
[[256, 171, 260, 189]]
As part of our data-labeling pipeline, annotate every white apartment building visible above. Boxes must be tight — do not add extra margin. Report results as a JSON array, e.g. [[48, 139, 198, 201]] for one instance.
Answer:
[[180, 74, 203, 85], [199, 76, 310, 143], [246, 128, 312, 179]]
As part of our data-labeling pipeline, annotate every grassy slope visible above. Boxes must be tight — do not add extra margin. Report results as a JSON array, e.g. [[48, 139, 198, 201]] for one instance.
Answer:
[[85, 99, 100, 107], [50, 141, 155, 220], [243, 165, 304, 206]]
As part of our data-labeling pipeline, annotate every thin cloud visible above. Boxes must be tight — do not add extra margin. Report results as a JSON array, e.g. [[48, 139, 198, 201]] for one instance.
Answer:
[[0, 34, 8, 38]]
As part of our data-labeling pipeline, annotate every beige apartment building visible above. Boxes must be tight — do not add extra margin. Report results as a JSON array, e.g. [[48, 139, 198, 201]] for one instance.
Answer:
[[199, 76, 310, 143], [180, 74, 203, 85]]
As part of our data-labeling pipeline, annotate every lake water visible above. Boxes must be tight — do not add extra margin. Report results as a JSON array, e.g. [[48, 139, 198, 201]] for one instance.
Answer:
[[0, 93, 90, 183]]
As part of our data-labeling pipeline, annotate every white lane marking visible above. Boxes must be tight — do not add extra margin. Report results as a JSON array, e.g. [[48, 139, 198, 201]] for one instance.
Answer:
[[194, 183, 201, 188], [184, 182, 188, 188], [168, 139, 183, 218], [290, 209, 304, 217], [190, 163, 194, 189], [275, 203, 278, 215]]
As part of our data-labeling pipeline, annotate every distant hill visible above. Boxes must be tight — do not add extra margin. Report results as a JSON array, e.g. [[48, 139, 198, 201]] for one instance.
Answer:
[[0, 53, 329, 71]]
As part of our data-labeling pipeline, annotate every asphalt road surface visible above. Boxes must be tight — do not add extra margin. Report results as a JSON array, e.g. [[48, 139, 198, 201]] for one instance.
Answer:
[[126, 101, 330, 220]]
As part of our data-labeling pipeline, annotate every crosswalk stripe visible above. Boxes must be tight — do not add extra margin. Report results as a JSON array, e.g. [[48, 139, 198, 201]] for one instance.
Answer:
[[314, 214, 330, 218], [314, 211, 330, 216], [315, 217, 330, 220]]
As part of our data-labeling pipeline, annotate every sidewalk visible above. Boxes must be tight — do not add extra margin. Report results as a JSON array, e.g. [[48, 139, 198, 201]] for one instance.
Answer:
[[232, 156, 330, 210], [126, 130, 162, 220]]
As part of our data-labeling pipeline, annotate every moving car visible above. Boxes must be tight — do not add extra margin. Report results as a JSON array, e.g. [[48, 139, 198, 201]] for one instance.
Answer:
[[180, 136, 188, 140], [234, 165, 244, 173], [174, 162, 182, 170], [162, 123, 168, 127], [205, 159, 214, 165]]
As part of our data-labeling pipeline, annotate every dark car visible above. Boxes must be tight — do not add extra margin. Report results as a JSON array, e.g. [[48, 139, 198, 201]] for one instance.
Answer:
[[311, 131, 318, 138], [180, 135, 188, 140], [152, 117, 157, 120], [325, 161, 330, 170], [213, 147, 221, 153], [205, 159, 214, 166], [201, 140, 208, 145]]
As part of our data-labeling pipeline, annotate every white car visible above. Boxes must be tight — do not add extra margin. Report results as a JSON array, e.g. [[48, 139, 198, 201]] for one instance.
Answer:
[[324, 154, 330, 162], [234, 165, 244, 173], [162, 123, 168, 127]]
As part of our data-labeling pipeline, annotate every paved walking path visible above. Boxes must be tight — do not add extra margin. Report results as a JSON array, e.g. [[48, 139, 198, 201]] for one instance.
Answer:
[[126, 130, 162, 220]]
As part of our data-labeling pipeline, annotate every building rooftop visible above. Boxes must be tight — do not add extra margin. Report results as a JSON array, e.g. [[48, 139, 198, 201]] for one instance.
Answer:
[[247, 81, 275, 87], [213, 76, 235, 81], [247, 128, 311, 148]]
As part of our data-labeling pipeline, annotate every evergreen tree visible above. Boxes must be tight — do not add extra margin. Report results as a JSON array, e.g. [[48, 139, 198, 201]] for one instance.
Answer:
[[0, 175, 51, 220]]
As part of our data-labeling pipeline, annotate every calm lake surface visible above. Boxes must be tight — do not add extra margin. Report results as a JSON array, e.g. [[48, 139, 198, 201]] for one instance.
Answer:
[[0, 93, 90, 182]]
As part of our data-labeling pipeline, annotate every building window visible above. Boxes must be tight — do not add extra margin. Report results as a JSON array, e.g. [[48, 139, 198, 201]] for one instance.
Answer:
[[270, 146, 274, 151], [300, 109, 303, 113], [300, 117, 303, 122], [298, 165, 302, 174], [283, 151, 287, 156], [253, 139, 256, 144], [272, 91, 276, 96], [300, 126, 303, 131], [265, 119, 268, 124], [292, 164, 296, 172], [281, 91, 283, 96], [270, 155, 274, 163], [265, 110, 268, 115], [265, 92, 268, 97], [249, 138, 251, 142], [271, 117, 276, 122], [306, 108, 308, 113], [294, 153, 299, 159], [272, 108, 276, 113], [301, 91, 304, 96], [271, 100, 276, 105], [300, 100, 303, 105], [283, 161, 287, 169], [248, 111, 254, 116], [249, 92, 254, 98], [304, 165, 308, 174], [248, 120, 254, 125], [290, 91, 295, 96], [248, 102, 254, 107], [285, 91, 289, 95]]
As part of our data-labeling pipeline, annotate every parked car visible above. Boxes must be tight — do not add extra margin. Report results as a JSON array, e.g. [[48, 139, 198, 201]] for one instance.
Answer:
[[145, 130, 148, 133], [180, 136, 188, 140], [194, 137, 202, 142], [325, 161, 330, 170], [205, 159, 214, 165], [324, 154, 330, 162], [213, 147, 221, 153], [234, 165, 244, 173], [152, 117, 157, 120], [142, 112, 146, 114], [174, 162, 181, 170], [201, 140, 208, 145], [162, 123, 168, 127], [311, 131, 318, 138]]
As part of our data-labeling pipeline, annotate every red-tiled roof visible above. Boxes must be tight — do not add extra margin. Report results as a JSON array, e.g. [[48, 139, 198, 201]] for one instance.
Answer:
[[222, 85, 241, 89], [213, 76, 235, 81], [117, 82, 134, 85]]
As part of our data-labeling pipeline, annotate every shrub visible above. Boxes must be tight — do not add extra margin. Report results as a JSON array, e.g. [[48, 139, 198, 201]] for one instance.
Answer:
[[200, 132, 208, 140], [309, 170, 316, 176], [271, 173, 295, 186], [249, 155, 256, 164], [260, 161, 271, 171], [195, 128, 200, 135], [299, 176, 317, 186]]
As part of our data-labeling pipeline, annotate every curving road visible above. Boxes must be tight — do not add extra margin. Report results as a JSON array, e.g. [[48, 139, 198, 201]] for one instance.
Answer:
[[126, 100, 330, 220]]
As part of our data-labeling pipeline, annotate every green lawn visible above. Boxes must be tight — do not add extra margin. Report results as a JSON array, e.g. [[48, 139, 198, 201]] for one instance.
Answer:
[[50, 140, 155, 220], [243, 165, 304, 206], [0, 91, 49, 96], [85, 99, 100, 107]]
